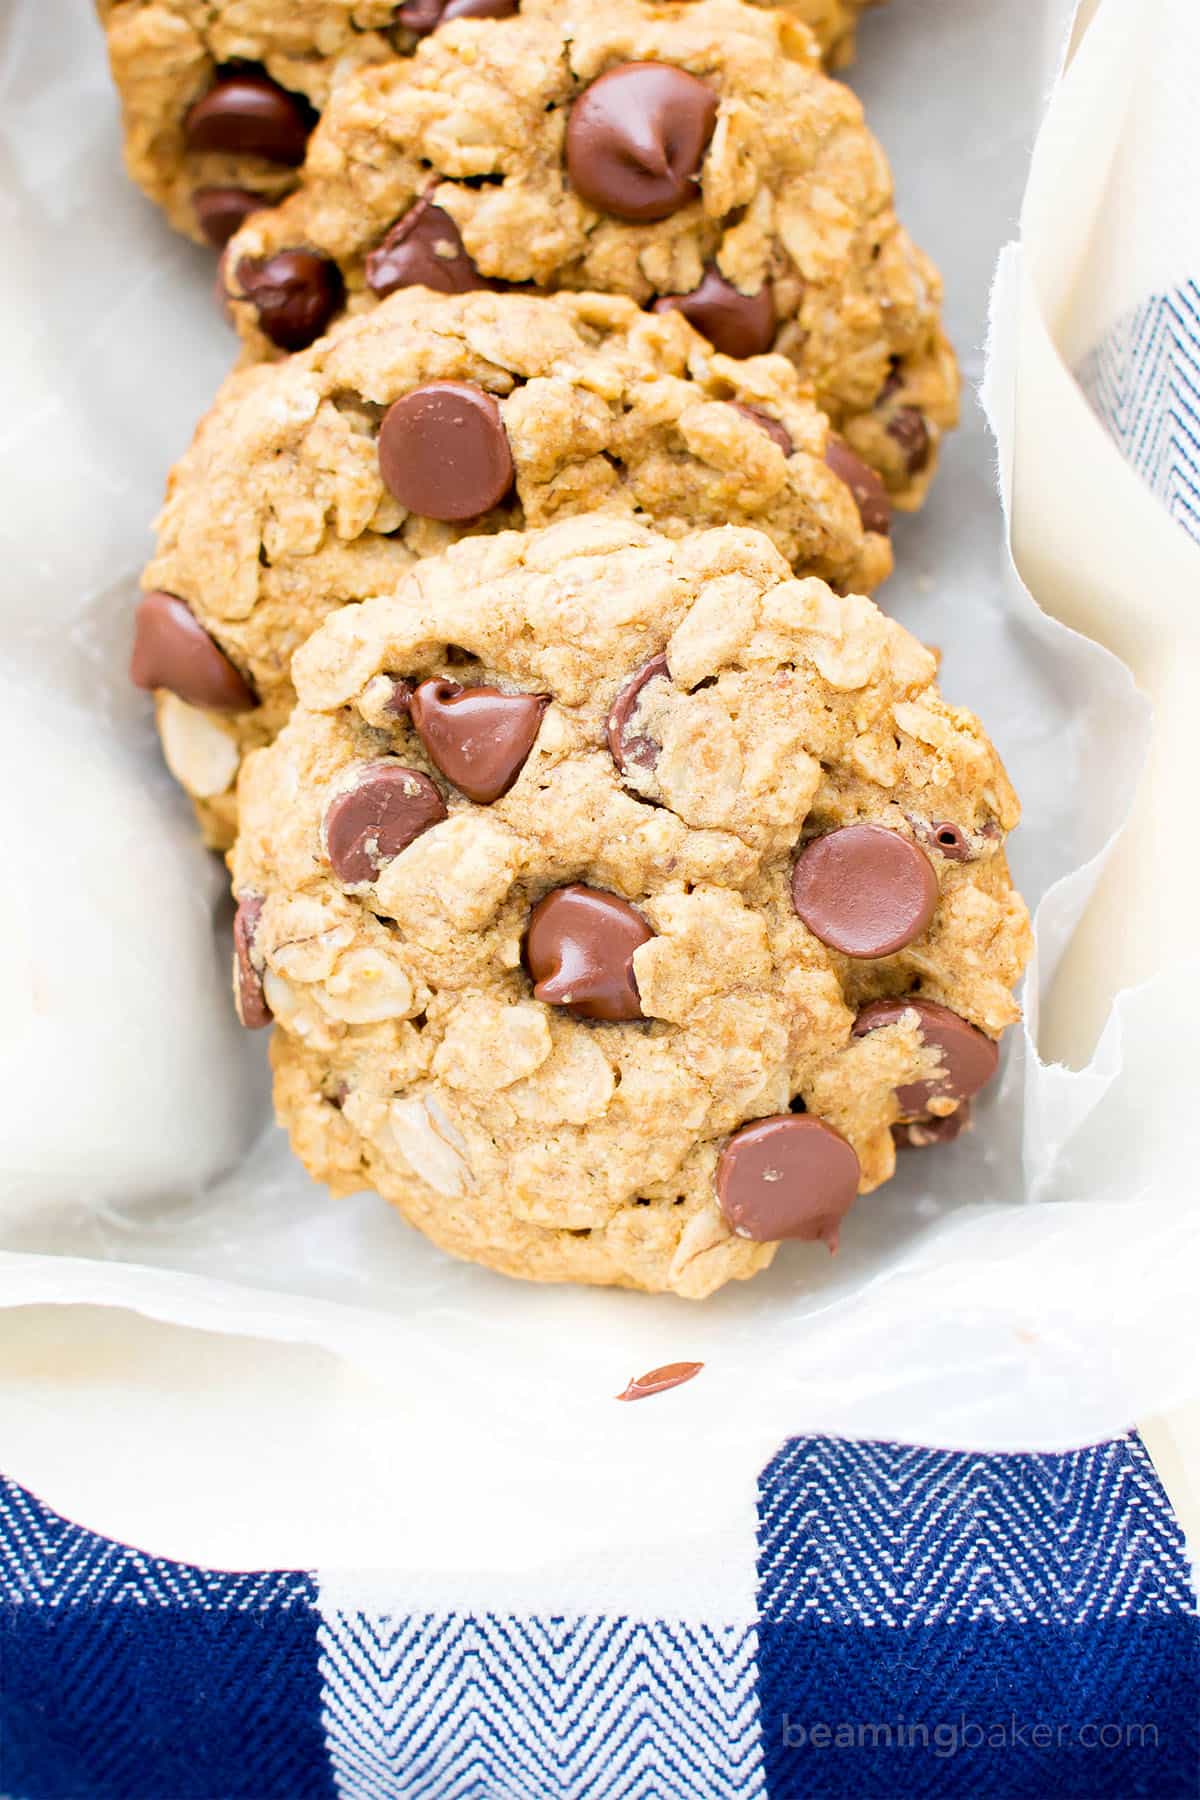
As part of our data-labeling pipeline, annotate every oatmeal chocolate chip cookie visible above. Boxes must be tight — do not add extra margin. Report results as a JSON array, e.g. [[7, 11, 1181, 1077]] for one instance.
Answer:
[[220, 0, 953, 506], [96, 0, 881, 244], [231, 515, 1031, 1297], [135, 286, 892, 847]]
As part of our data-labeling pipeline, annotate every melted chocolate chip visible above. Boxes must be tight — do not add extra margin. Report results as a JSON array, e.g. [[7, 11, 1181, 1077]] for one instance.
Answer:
[[791, 825, 938, 959], [886, 405, 932, 476], [716, 1114, 860, 1245], [324, 762, 447, 884], [366, 197, 489, 299], [729, 403, 793, 456], [565, 63, 717, 223], [233, 250, 344, 351], [653, 266, 775, 358], [377, 381, 514, 520], [824, 437, 892, 535], [409, 679, 548, 802], [232, 894, 271, 1029], [130, 591, 255, 712], [853, 998, 999, 1116], [184, 69, 314, 165], [525, 885, 652, 1021], [192, 186, 264, 247], [606, 653, 670, 775], [616, 1361, 704, 1401]]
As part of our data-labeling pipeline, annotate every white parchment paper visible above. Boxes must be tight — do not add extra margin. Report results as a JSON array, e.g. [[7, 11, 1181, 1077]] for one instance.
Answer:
[[1, 0, 1196, 1572]]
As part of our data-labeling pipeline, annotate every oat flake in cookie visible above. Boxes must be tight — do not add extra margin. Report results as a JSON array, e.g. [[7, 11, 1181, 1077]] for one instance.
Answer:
[[233, 517, 1031, 1298], [96, 0, 883, 242], [219, 0, 950, 506], [136, 286, 891, 848]]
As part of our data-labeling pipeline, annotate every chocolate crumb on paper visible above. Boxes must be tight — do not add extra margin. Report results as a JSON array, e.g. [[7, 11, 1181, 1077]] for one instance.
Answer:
[[617, 1361, 704, 1402]]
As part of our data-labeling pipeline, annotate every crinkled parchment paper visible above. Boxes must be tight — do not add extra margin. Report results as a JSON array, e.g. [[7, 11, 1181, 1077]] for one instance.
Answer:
[[0, 0, 1196, 1573]]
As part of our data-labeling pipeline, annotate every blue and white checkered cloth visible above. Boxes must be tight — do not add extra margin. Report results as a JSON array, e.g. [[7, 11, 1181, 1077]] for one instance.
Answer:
[[1, 1432, 1196, 1799]]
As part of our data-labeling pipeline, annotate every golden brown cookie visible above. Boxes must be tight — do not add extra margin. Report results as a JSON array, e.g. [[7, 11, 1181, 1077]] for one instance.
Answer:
[[231, 516, 1031, 1297], [97, 0, 883, 243], [134, 286, 893, 846], [218, 0, 953, 506]]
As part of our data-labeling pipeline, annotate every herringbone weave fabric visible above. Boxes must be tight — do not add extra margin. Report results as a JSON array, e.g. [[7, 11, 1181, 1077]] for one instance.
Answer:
[[0, 1434, 1196, 1799], [1078, 280, 1200, 546]]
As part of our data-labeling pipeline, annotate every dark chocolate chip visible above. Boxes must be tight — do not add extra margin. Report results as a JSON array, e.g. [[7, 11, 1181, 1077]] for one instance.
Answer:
[[525, 884, 652, 1021], [893, 1102, 972, 1150], [233, 894, 271, 1029], [853, 998, 999, 1115], [914, 818, 972, 863], [824, 437, 892, 535], [729, 402, 793, 456], [324, 762, 447, 884], [366, 197, 489, 299], [606, 653, 670, 775], [653, 266, 775, 357], [398, 0, 515, 29], [233, 250, 344, 351], [130, 590, 255, 712], [184, 69, 314, 165], [440, 0, 518, 20], [565, 63, 717, 223], [386, 678, 416, 716], [377, 381, 514, 520], [193, 185, 265, 247], [616, 1361, 703, 1401], [878, 361, 903, 404], [409, 679, 548, 803], [791, 824, 938, 958], [716, 1114, 860, 1244], [886, 405, 932, 476]]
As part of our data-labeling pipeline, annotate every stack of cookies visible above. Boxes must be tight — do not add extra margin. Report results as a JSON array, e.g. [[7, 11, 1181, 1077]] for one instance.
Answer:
[[104, 0, 1033, 1298]]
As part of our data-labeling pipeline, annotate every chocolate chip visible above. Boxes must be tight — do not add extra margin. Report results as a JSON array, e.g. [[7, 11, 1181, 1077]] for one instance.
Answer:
[[441, 0, 518, 19], [791, 824, 938, 958], [824, 438, 892, 535], [913, 818, 972, 863], [566, 63, 717, 223], [324, 762, 447, 884], [130, 590, 255, 712], [409, 679, 548, 802], [653, 266, 774, 358], [878, 362, 903, 404], [386, 678, 416, 716], [233, 250, 344, 351], [184, 69, 314, 165], [366, 197, 489, 299], [716, 1114, 860, 1244], [398, 0, 515, 29], [396, 0, 444, 28], [886, 405, 932, 476], [853, 998, 999, 1115], [893, 1102, 972, 1150], [729, 403, 792, 456], [193, 186, 264, 247], [525, 885, 652, 1021], [616, 1361, 703, 1402], [377, 381, 514, 520], [606, 653, 670, 775], [232, 894, 271, 1029]]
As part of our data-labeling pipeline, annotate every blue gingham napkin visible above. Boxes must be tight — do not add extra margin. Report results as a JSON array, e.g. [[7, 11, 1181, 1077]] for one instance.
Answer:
[[1, 1433, 1196, 1799]]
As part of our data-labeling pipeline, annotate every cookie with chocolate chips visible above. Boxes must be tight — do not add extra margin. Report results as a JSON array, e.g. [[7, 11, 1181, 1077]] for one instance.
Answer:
[[233, 516, 1031, 1297], [215, 0, 952, 509], [97, 0, 884, 244], [136, 285, 891, 846]]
